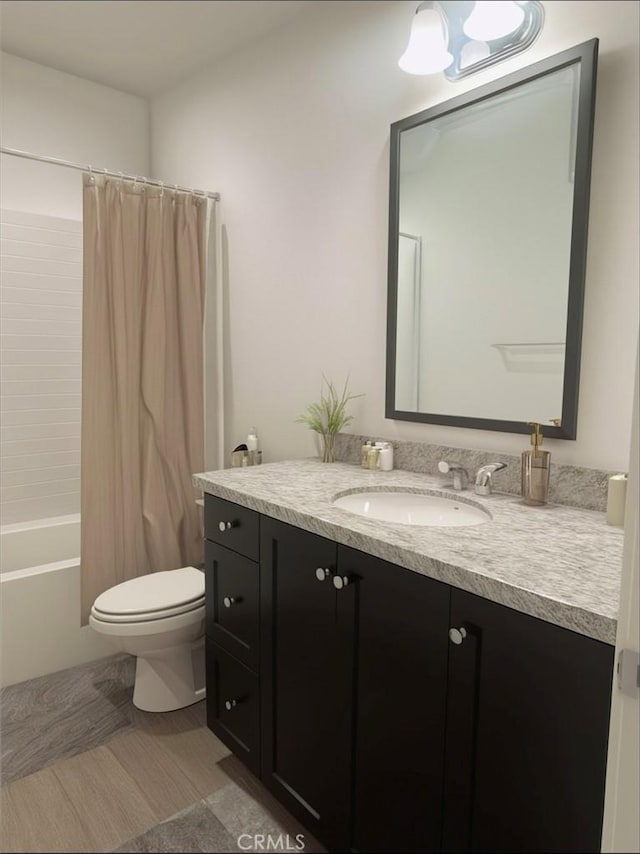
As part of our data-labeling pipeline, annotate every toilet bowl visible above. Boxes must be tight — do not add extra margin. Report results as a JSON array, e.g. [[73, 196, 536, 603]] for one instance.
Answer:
[[89, 566, 206, 712]]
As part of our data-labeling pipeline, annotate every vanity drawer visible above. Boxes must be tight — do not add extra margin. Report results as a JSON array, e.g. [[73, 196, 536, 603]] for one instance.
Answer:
[[205, 641, 260, 776], [204, 495, 259, 561], [205, 540, 259, 670]]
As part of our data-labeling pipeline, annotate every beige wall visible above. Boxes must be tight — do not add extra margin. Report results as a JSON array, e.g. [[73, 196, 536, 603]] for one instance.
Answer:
[[150, 0, 639, 471], [0, 51, 149, 219]]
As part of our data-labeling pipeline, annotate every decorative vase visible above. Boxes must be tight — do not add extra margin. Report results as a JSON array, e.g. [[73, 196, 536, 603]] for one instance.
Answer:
[[321, 433, 336, 463]]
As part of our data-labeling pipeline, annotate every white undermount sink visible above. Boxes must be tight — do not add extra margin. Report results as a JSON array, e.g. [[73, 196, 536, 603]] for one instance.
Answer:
[[332, 490, 489, 527]]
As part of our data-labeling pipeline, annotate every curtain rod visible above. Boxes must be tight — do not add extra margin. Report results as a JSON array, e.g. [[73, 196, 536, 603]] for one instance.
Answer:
[[0, 146, 220, 201]]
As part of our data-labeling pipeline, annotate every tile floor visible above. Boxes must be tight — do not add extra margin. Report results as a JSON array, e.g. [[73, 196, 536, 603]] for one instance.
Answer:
[[0, 655, 323, 853]]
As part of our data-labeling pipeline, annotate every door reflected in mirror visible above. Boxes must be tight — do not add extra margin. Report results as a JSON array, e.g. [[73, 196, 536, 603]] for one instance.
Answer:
[[386, 41, 598, 439]]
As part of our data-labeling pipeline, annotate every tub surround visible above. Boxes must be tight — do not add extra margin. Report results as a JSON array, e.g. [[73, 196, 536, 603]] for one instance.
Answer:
[[194, 459, 623, 644], [335, 433, 616, 512]]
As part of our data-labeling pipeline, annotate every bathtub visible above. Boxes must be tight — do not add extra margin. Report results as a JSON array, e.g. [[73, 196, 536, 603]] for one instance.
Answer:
[[0, 514, 113, 687], [1, 513, 81, 575]]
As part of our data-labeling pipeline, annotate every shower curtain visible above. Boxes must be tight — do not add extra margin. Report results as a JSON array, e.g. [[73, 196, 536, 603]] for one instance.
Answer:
[[80, 175, 207, 623]]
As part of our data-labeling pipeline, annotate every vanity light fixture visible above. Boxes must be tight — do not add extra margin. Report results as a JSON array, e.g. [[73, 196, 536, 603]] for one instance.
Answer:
[[398, 3, 454, 74], [398, 0, 544, 81], [463, 1, 525, 41]]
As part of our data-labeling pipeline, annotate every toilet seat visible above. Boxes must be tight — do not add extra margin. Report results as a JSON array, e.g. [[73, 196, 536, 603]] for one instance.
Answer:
[[91, 566, 204, 624], [91, 597, 205, 623], [89, 603, 205, 637]]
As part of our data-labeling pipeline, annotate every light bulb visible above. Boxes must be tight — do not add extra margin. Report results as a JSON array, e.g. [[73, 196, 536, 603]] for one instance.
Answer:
[[398, 6, 453, 75], [463, 1, 525, 41]]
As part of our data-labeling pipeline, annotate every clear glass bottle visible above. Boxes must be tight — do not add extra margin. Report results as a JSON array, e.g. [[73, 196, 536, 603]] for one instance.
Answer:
[[368, 446, 380, 470], [521, 422, 551, 506]]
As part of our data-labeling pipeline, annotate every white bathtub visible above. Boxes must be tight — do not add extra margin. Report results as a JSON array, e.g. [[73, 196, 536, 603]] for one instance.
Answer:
[[0, 514, 112, 687], [1, 513, 80, 576]]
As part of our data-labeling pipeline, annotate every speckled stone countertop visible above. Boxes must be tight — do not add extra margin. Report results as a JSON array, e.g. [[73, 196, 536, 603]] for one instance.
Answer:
[[194, 460, 624, 644]]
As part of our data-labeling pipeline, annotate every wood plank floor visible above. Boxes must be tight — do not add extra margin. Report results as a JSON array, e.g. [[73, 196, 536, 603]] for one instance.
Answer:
[[0, 655, 324, 853]]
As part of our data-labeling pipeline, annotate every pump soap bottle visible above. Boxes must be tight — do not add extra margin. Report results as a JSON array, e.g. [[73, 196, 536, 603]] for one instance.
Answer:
[[521, 422, 551, 506]]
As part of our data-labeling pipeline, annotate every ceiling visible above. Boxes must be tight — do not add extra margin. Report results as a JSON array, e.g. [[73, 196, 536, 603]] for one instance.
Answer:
[[0, 0, 317, 97]]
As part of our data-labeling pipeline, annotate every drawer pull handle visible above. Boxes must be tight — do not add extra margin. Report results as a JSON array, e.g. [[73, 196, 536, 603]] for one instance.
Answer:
[[218, 520, 234, 532], [224, 698, 238, 710], [333, 574, 352, 590], [315, 567, 330, 582], [449, 627, 467, 645], [223, 596, 239, 608]]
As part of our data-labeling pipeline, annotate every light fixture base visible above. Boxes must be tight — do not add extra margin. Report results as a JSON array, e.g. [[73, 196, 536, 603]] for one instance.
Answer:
[[441, 0, 545, 81]]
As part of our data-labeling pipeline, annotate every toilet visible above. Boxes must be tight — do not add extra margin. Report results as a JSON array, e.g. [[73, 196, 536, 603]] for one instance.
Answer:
[[89, 566, 206, 713]]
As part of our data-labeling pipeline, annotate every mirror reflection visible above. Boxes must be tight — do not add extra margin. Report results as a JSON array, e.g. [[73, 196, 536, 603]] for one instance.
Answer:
[[387, 42, 598, 438]]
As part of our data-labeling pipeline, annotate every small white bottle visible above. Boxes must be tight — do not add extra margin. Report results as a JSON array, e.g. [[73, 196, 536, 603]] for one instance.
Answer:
[[247, 427, 259, 451], [379, 442, 394, 472]]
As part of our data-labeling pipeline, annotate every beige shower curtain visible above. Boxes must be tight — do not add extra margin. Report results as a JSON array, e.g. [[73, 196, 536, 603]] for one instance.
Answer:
[[80, 175, 208, 623]]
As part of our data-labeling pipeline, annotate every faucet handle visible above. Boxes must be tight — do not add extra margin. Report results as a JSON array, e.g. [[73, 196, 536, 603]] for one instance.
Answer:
[[438, 460, 469, 490]]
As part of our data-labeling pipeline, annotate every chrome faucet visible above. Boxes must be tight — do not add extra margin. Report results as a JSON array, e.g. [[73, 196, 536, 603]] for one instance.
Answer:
[[475, 462, 507, 495], [438, 460, 469, 491]]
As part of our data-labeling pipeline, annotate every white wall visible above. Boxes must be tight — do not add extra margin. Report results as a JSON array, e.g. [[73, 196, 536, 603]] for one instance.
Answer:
[[0, 52, 150, 524], [0, 51, 149, 220], [1, 210, 82, 523], [151, 0, 639, 472]]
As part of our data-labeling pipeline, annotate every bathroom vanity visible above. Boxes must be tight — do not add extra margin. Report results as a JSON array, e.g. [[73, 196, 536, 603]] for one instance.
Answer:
[[195, 460, 622, 853]]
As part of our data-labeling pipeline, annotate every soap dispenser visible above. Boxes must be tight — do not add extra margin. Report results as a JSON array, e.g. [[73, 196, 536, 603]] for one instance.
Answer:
[[521, 422, 551, 506]]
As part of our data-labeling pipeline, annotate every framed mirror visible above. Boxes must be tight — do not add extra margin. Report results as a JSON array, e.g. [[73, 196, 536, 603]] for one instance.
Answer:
[[386, 40, 598, 439]]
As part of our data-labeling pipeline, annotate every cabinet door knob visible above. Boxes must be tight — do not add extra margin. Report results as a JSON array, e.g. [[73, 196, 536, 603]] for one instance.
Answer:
[[315, 567, 330, 582], [224, 698, 238, 710], [333, 575, 350, 590], [218, 520, 234, 532], [223, 596, 237, 608], [449, 627, 467, 645]]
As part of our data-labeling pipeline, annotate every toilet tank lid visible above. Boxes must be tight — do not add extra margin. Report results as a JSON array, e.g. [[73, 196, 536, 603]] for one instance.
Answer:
[[93, 566, 204, 616]]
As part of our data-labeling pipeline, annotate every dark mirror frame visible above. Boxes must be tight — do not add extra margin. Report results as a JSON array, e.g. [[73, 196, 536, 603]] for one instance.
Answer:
[[386, 39, 598, 440]]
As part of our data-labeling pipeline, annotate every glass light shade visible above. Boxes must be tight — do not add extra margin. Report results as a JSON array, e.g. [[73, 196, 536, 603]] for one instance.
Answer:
[[398, 7, 454, 75], [463, 1, 526, 41], [459, 39, 491, 68]]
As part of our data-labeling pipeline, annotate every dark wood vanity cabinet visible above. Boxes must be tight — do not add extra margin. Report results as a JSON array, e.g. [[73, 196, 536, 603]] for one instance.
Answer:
[[341, 545, 450, 854], [260, 518, 352, 851], [258, 521, 451, 852], [204, 496, 261, 775], [442, 590, 614, 854], [204, 495, 614, 853]]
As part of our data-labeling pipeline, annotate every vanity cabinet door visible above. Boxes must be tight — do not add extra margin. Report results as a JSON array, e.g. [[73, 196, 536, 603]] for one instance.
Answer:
[[260, 518, 352, 852], [205, 641, 260, 776], [339, 546, 450, 853], [205, 540, 259, 670], [443, 589, 614, 853]]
